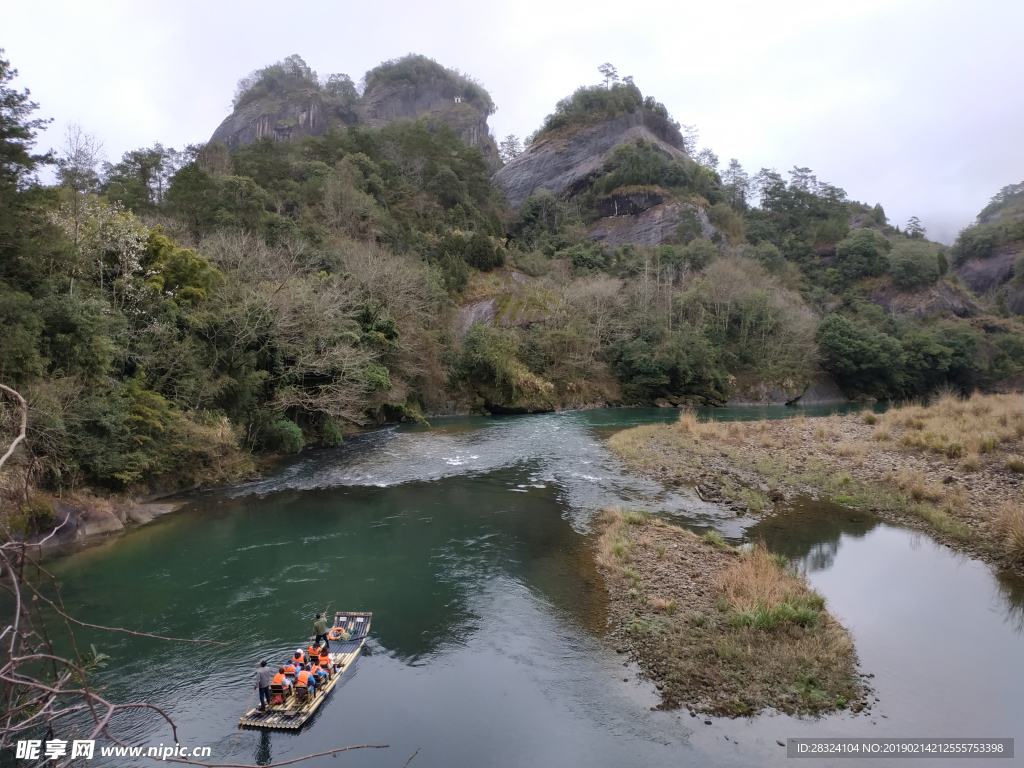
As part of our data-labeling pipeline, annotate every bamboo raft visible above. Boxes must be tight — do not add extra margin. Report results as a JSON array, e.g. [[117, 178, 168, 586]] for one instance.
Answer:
[[239, 611, 371, 730]]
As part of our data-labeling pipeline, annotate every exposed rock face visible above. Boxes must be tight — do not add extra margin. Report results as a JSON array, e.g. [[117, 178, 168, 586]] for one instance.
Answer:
[[492, 109, 688, 208], [868, 279, 984, 319], [454, 269, 554, 337], [596, 190, 666, 217], [1008, 286, 1024, 316], [955, 244, 1021, 294], [725, 374, 846, 406], [210, 91, 330, 149], [361, 79, 497, 159], [588, 201, 718, 248], [210, 77, 498, 159]]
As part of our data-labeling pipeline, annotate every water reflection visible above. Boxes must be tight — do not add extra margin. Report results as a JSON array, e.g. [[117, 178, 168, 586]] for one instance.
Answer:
[[994, 568, 1024, 633], [745, 497, 879, 570]]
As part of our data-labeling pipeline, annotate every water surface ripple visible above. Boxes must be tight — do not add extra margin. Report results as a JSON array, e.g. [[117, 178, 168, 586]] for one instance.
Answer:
[[45, 407, 1023, 767]]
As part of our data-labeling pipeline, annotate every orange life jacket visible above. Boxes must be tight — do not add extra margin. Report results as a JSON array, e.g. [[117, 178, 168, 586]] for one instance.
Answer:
[[297, 670, 313, 686], [293, 651, 305, 664], [319, 653, 331, 666], [272, 673, 286, 686], [283, 663, 296, 675], [308, 645, 319, 658]]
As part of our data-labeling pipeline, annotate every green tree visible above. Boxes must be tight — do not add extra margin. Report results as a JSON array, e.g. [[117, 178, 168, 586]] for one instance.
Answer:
[[498, 134, 523, 164], [834, 228, 890, 281], [816, 314, 904, 396], [598, 63, 619, 88], [905, 216, 926, 239], [889, 240, 939, 288], [0, 49, 52, 190]]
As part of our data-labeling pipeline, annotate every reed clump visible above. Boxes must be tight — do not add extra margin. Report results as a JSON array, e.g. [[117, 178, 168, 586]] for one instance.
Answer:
[[995, 502, 1024, 564], [879, 392, 1024, 459]]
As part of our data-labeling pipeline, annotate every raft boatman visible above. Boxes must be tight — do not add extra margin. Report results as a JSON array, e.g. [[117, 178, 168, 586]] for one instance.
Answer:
[[313, 614, 329, 646], [254, 660, 275, 712]]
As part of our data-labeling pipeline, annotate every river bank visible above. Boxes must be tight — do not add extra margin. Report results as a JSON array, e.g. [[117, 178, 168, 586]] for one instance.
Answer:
[[3, 490, 185, 558], [609, 392, 1024, 575], [595, 509, 867, 718]]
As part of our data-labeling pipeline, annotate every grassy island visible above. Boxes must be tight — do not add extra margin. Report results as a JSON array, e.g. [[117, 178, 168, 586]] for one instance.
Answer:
[[608, 393, 1024, 572], [596, 509, 865, 717]]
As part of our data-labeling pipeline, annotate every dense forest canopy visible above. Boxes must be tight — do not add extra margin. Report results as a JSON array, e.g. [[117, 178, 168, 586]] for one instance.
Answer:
[[1, 51, 1022, 504]]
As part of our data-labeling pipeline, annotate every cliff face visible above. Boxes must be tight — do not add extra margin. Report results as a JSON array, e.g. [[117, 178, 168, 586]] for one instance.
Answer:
[[588, 201, 718, 248], [492, 109, 688, 208], [361, 78, 498, 160], [210, 77, 498, 160], [210, 91, 331, 149]]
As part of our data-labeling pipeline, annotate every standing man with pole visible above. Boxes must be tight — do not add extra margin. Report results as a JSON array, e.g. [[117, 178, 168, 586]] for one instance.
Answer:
[[254, 660, 275, 712], [313, 613, 329, 647]]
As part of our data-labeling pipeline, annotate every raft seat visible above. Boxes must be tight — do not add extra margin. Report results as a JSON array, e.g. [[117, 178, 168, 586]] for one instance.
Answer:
[[269, 683, 287, 704]]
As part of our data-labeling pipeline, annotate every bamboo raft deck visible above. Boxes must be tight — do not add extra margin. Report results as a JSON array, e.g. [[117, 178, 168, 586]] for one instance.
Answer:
[[239, 611, 371, 730]]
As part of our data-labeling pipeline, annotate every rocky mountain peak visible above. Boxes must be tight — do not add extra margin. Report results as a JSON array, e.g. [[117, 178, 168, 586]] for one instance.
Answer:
[[209, 53, 497, 158], [493, 107, 688, 208]]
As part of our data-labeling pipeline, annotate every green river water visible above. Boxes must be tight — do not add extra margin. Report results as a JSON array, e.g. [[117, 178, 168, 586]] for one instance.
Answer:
[[39, 407, 1024, 767]]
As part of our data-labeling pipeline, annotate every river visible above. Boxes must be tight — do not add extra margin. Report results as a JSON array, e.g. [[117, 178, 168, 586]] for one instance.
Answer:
[[44, 407, 1024, 767]]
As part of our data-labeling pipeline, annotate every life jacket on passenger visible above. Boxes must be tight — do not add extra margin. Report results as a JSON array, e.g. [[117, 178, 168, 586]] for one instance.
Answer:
[[297, 669, 313, 687], [319, 652, 331, 667], [282, 663, 296, 675], [293, 651, 305, 665], [272, 673, 286, 686], [308, 645, 319, 658]]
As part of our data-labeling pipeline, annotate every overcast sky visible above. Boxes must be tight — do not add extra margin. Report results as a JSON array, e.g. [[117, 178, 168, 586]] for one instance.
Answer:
[[5, 0, 1022, 243]]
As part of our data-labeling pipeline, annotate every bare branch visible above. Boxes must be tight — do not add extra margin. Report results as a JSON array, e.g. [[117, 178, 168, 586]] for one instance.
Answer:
[[0, 384, 28, 472]]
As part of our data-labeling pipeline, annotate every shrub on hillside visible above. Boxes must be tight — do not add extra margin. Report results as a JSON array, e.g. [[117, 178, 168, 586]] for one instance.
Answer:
[[464, 233, 504, 271], [834, 228, 890, 281], [682, 239, 718, 270], [889, 240, 940, 289]]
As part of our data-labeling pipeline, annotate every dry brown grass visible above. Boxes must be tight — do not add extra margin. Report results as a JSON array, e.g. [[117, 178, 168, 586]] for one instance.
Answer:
[[673, 410, 738, 446], [880, 392, 1024, 458], [940, 484, 970, 517], [995, 502, 1024, 564], [718, 544, 801, 611], [959, 453, 981, 473], [1006, 455, 1024, 474], [892, 469, 943, 502]]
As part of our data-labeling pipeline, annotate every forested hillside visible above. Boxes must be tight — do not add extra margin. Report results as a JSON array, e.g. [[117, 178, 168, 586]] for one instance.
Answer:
[[1, 51, 1022, 505]]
